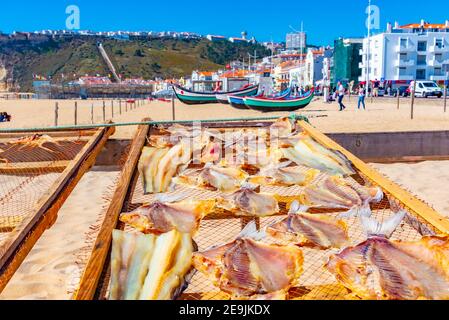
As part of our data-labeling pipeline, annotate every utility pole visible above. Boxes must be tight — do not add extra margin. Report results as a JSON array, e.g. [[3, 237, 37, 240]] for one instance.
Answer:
[[366, 0, 371, 97]]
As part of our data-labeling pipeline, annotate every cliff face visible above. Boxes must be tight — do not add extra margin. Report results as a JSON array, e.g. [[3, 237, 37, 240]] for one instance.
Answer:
[[0, 37, 270, 91]]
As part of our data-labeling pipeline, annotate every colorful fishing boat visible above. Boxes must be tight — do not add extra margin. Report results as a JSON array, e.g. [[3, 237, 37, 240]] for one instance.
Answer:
[[243, 91, 314, 112], [227, 88, 289, 110], [173, 84, 259, 105]]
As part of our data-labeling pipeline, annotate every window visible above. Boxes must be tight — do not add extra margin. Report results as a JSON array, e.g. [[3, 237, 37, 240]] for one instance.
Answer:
[[417, 55, 427, 65], [400, 53, 407, 62], [435, 68, 442, 76], [436, 53, 443, 62], [399, 67, 407, 76], [400, 38, 407, 48], [418, 41, 427, 51], [435, 39, 444, 49], [416, 69, 426, 80], [423, 82, 438, 88]]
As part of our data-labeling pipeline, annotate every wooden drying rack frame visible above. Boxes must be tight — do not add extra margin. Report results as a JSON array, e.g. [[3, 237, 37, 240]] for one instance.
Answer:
[[73, 118, 449, 300], [0, 124, 115, 293]]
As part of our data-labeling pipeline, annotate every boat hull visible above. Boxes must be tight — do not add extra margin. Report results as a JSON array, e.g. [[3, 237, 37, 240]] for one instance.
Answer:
[[227, 96, 249, 110], [244, 93, 314, 112], [173, 85, 258, 105]]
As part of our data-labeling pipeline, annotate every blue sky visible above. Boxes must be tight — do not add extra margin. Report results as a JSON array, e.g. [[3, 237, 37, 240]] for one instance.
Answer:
[[0, 0, 448, 45]]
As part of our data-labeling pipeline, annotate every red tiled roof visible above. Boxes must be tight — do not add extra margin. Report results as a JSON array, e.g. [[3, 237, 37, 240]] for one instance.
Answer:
[[399, 23, 448, 29]]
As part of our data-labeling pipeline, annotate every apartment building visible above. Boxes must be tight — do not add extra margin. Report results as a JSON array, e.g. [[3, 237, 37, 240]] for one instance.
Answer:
[[359, 20, 449, 83]]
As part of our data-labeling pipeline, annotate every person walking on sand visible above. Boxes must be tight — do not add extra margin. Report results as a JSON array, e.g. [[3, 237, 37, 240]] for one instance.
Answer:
[[358, 85, 366, 110], [337, 81, 346, 111]]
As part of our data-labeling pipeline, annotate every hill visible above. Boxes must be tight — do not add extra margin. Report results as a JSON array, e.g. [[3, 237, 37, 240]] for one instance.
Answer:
[[0, 37, 270, 91]]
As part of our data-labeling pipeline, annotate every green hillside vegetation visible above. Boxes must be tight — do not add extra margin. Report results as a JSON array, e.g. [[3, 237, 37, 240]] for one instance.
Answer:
[[0, 37, 270, 91]]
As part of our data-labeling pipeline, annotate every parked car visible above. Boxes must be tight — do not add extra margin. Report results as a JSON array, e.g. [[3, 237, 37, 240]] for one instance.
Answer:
[[393, 85, 410, 97], [412, 81, 443, 98]]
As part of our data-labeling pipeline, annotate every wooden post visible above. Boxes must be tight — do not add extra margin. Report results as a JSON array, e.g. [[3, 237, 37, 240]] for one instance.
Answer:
[[74, 101, 78, 125], [444, 82, 447, 113], [111, 100, 114, 118], [54, 102, 59, 126], [119, 100, 122, 115], [411, 80, 416, 120], [102, 101, 106, 122], [90, 103, 94, 124], [125, 101, 128, 112], [171, 95, 176, 121], [397, 88, 400, 110]]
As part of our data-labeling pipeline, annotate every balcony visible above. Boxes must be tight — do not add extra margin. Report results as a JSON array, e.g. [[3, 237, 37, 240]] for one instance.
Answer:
[[396, 45, 416, 53], [429, 59, 443, 67], [429, 45, 447, 53], [394, 59, 415, 67]]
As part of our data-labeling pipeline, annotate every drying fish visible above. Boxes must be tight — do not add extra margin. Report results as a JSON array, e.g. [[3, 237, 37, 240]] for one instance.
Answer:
[[139, 139, 192, 194], [325, 209, 449, 300], [299, 175, 382, 217], [109, 229, 195, 300], [281, 134, 355, 176], [217, 184, 279, 217], [267, 201, 350, 249], [269, 117, 298, 137], [249, 162, 320, 187], [174, 163, 249, 192], [120, 196, 215, 235], [5, 134, 62, 153], [200, 139, 222, 163], [192, 221, 303, 299]]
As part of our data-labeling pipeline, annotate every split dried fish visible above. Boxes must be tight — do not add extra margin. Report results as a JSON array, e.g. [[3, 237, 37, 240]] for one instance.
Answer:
[[174, 163, 249, 192], [249, 162, 320, 187], [192, 221, 303, 299], [299, 175, 383, 217], [120, 197, 215, 235], [138, 139, 192, 194], [109, 229, 195, 300], [217, 185, 279, 217], [325, 210, 449, 300], [267, 201, 350, 249], [281, 134, 355, 176]]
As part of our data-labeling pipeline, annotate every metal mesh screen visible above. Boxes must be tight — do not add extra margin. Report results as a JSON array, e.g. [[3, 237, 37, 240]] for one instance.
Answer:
[[98, 122, 440, 300], [0, 132, 91, 249]]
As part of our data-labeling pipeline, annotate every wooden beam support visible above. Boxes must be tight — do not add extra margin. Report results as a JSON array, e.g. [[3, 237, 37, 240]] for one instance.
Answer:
[[73, 119, 150, 300], [0, 161, 71, 174]]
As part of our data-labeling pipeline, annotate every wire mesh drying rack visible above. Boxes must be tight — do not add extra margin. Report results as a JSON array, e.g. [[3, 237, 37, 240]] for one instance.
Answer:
[[0, 125, 115, 293], [73, 118, 449, 300]]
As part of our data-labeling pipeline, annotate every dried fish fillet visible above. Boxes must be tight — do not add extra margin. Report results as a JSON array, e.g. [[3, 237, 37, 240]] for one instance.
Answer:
[[217, 186, 279, 217], [269, 117, 296, 137], [139, 139, 192, 194], [282, 134, 355, 176], [109, 229, 195, 300], [174, 163, 249, 192], [193, 222, 303, 299], [250, 162, 320, 187], [326, 211, 449, 300], [267, 202, 350, 249], [120, 198, 215, 235], [299, 175, 382, 216]]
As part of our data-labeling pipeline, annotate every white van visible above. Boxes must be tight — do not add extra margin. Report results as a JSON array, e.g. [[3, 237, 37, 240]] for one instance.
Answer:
[[411, 81, 443, 98]]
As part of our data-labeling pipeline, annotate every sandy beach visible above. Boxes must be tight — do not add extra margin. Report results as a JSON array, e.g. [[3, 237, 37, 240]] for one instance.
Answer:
[[0, 96, 449, 300]]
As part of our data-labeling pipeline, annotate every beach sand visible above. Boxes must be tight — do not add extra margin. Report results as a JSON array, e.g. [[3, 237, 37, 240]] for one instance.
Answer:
[[0, 96, 448, 299]]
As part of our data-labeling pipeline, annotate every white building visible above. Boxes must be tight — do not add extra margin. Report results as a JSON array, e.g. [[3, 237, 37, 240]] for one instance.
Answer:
[[304, 47, 333, 86], [359, 20, 449, 84], [286, 32, 306, 50]]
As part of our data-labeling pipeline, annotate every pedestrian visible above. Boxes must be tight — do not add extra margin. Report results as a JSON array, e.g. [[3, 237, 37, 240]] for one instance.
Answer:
[[358, 85, 366, 110], [373, 79, 380, 97], [337, 81, 346, 111]]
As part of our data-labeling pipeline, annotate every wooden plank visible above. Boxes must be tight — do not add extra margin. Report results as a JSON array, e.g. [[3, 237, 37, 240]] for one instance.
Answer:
[[73, 119, 150, 300], [0, 130, 97, 139], [0, 125, 115, 293], [299, 120, 449, 234], [0, 161, 70, 174]]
